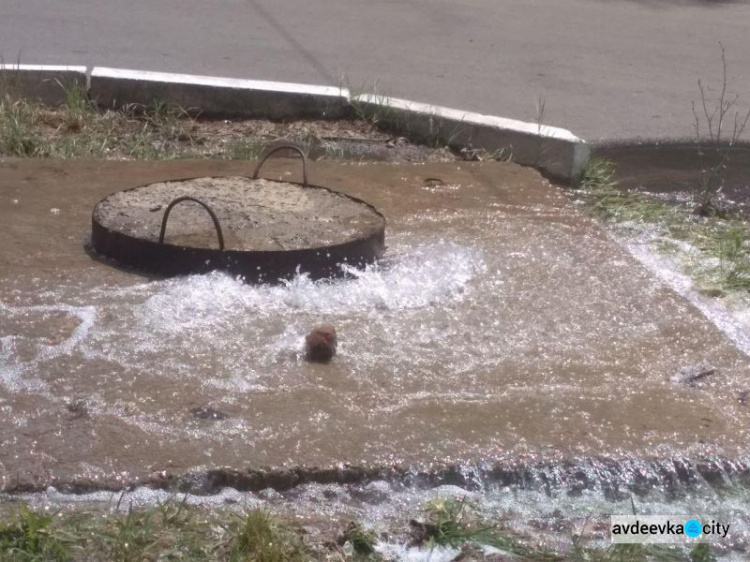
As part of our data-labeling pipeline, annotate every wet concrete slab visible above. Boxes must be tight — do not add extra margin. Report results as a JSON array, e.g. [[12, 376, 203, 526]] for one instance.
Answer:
[[1, 158, 750, 492]]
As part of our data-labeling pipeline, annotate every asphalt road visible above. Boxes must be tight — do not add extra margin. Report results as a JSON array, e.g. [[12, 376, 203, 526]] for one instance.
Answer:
[[2, 0, 750, 140]]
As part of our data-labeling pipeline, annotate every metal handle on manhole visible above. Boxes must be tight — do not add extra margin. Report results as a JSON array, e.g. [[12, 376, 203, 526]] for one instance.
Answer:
[[252, 144, 308, 186], [159, 196, 225, 251]]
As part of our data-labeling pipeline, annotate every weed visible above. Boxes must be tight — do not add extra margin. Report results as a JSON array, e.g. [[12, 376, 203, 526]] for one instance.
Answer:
[[575, 158, 682, 226], [322, 141, 346, 160], [102, 505, 160, 562], [0, 83, 456, 163], [229, 509, 307, 562], [59, 81, 95, 132], [285, 129, 318, 157], [0, 503, 723, 562], [578, 157, 618, 192], [0, 504, 70, 562], [145, 100, 194, 140], [225, 137, 264, 160], [86, 499, 216, 562], [415, 497, 548, 558], [341, 521, 377, 556], [421, 497, 476, 548], [0, 56, 24, 101], [348, 84, 397, 128], [125, 123, 168, 160], [534, 94, 547, 166], [0, 97, 40, 156], [691, 42, 750, 215], [695, 221, 750, 292], [575, 156, 750, 295]]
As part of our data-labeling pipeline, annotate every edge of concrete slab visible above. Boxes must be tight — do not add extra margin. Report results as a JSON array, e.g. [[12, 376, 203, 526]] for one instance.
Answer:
[[0, 65, 589, 182], [5, 455, 748, 496]]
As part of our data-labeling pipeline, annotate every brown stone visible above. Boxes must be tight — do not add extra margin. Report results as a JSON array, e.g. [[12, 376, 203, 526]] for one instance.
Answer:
[[305, 323, 337, 363]]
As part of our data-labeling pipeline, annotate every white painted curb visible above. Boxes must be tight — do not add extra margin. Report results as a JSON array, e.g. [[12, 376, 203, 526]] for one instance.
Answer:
[[89, 67, 350, 119], [0, 65, 589, 182], [353, 94, 589, 181], [356, 95, 581, 142]]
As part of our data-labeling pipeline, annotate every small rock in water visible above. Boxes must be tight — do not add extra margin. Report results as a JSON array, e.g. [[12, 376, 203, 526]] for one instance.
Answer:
[[671, 364, 716, 386], [305, 323, 337, 363], [190, 406, 228, 421]]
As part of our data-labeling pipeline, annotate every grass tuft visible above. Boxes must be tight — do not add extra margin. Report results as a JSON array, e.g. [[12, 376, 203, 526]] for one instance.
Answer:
[[413, 497, 553, 559], [229, 509, 307, 562], [0, 502, 724, 562], [340, 521, 377, 556], [574, 156, 750, 295], [578, 157, 618, 192], [0, 504, 70, 562], [0, 96, 41, 156]]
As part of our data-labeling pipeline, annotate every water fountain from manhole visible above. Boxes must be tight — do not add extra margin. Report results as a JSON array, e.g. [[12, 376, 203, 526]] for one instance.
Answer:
[[90, 145, 386, 283]]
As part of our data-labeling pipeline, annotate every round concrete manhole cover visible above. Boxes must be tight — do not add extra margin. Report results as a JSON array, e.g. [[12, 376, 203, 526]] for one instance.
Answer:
[[90, 149, 386, 282]]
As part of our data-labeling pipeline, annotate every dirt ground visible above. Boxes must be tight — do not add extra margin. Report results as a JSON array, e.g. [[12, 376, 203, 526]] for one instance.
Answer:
[[2, 158, 750, 493]]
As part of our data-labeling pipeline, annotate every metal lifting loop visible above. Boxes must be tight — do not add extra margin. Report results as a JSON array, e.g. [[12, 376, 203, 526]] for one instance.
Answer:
[[159, 196, 225, 250], [252, 144, 308, 186]]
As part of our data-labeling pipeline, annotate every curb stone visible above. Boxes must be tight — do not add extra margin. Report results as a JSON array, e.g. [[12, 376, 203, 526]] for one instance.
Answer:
[[0, 64, 87, 106], [89, 67, 351, 120], [352, 94, 589, 182], [0, 65, 588, 182]]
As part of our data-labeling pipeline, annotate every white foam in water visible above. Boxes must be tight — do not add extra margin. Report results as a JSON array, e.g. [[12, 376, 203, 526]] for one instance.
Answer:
[[375, 543, 461, 562], [6, 475, 750, 559], [0, 240, 486, 410], [138, 239, 482, 329], [622, 236, 750, 356], [0, 304, 96, 392], [68, 240, 486, 392]]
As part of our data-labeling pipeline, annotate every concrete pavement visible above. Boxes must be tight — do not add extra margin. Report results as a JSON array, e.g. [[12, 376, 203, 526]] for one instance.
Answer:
[[2, 0, 750, 140]]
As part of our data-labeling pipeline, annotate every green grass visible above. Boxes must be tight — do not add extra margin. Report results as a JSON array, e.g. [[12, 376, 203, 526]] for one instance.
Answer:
[[347, 83, 399, 129], [578, 157, 618, 192], [410, 497, 720, 562], [0, 81, 456, 163], [0, 96, 41, 156], [575, 157, 750, 295], [0, 505, 70, 561], [340, 521, 378, 558], [225, 138, 264, 161], [0, 501, 726, 562], [415, 497, 556, 559], [228, 510, 307, 562], [346, 84, 458, 153]]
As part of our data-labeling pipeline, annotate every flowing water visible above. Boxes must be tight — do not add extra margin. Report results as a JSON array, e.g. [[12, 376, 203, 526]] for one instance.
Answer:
[[2, 159, 750, 556]]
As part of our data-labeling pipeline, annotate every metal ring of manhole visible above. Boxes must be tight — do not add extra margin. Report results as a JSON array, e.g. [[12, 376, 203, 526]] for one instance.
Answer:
[[90, 145, 386, 283]]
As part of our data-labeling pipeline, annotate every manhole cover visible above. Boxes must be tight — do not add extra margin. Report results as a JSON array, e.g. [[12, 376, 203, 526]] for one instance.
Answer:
[[90, 146, 386, 282]]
